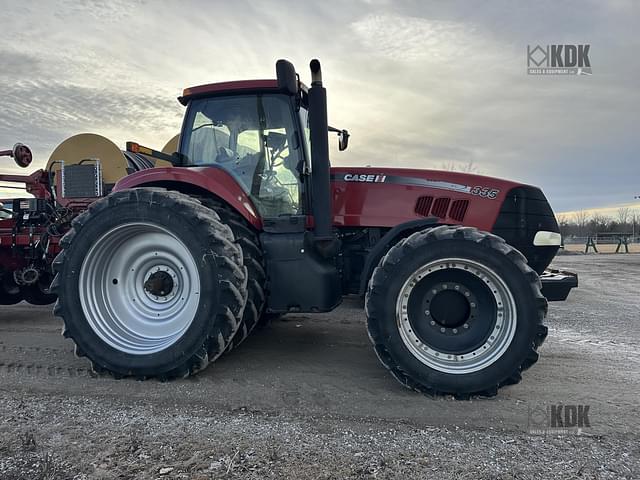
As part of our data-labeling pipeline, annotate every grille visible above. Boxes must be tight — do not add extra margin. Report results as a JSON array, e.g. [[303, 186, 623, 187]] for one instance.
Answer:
[[431, 197, 451, 218], [449, 200, 469, 221], [492, 186, 559, 274], [415, 196, 433, 217]]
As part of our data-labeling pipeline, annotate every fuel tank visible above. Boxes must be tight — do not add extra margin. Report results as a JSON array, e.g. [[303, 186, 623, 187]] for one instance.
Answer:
[[330, 166, 561, 273]]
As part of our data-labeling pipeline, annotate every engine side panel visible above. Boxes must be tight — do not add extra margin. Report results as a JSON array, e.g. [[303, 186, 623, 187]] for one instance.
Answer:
[[330, 167, 521, 231]]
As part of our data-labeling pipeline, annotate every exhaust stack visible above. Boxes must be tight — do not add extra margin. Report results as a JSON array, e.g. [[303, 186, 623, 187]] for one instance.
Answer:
[[307, 59, 333, 242], [310, 59, 323, 85]]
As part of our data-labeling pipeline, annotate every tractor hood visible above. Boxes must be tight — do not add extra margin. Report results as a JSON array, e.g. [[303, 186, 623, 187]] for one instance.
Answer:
[[331, 166, 531, 231], [331, 166, 562, 274]]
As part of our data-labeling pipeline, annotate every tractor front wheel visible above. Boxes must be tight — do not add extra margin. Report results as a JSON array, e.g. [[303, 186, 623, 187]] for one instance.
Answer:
[[366, 226, 547, 398], [52, 188, 247, 379]]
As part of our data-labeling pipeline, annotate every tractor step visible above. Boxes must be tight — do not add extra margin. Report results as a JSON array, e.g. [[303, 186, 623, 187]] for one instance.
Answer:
[[540, 269, 578, 302]]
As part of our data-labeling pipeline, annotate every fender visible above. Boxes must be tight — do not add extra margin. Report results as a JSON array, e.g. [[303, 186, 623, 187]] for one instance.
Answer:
[[358, 217, 440, 295], [113, 166, 262, 229]]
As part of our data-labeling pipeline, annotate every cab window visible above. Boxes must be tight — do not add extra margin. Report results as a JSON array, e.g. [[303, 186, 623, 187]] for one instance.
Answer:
[[181, 94, 303, 217]]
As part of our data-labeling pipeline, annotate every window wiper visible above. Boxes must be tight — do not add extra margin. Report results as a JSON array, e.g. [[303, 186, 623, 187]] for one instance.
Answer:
[[191, 122, 224, 132]]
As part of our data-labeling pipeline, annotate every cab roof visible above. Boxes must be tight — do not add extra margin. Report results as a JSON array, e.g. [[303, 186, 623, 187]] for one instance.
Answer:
[[179, 79, 308, 105], [179, 79, 279, 105]]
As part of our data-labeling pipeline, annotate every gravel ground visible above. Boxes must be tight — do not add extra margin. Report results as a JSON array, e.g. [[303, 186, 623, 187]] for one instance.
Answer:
[[0, 391, 637, 480], [0, 255, 638, 479]]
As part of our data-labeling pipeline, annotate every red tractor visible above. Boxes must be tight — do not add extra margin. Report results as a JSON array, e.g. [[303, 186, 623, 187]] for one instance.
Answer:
[[52, 59, 577, 397]]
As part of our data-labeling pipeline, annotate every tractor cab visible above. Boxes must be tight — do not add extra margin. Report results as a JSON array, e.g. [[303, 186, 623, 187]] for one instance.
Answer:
[[175, 61, 346, 242], [178, 90, 306, 218]]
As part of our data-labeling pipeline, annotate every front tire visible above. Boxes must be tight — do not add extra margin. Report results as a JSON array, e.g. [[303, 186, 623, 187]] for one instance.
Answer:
[[366, 226, 547, 397], [52, 188, 247, 379]]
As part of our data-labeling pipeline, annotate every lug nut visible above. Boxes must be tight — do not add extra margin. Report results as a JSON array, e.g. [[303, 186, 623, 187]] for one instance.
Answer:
[[440, 327, 445, 333], [452, 328, 458, 334], [430, 320, 436, 326], [463, 323, 469, 329]]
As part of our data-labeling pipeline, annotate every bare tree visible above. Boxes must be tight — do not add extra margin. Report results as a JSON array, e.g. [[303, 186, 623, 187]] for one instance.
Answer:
[[631, 210, 639, 240], [617, 207, 630, 228], [556, 213, 570, 238], [573, 210, 589, 235], [590, 213, 611, 233], [556, 213, 569, 226]]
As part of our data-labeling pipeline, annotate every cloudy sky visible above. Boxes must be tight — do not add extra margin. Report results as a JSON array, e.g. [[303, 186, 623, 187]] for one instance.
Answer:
[[0, 0, 638, 214]]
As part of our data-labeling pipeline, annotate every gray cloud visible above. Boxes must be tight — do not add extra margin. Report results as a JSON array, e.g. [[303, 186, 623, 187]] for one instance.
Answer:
[[0, 79, 183, 172]]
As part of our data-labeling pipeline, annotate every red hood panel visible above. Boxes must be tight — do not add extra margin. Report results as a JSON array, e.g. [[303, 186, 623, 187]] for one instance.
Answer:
[[330, 167, 527, 231]]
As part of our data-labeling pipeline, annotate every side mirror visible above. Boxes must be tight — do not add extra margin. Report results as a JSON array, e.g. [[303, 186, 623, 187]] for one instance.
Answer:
[[338, 129, 350, 151], [13, 143, 33, 168], [276, 59, 298, 96], [329, 127, 350, 151]]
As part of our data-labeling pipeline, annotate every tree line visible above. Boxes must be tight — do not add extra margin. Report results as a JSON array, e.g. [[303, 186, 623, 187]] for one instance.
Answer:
[[557, 207, 638, 239]]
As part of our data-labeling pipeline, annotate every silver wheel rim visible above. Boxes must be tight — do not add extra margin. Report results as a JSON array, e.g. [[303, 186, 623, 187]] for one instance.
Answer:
[[79, 222, 201, 355], [396, 258, 517, 374]]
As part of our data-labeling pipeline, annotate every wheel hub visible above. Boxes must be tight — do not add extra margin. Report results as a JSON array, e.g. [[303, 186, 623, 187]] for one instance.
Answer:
[[142, 266, 179, 303], [396, 258, 517, 374], [426, 283, 474, 329]]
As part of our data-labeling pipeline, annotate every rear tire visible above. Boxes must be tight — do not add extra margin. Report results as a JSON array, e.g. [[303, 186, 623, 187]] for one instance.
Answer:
[[365, 225, 547, 397], [52, 188, 247, 379], [197, 197, 266, 351]]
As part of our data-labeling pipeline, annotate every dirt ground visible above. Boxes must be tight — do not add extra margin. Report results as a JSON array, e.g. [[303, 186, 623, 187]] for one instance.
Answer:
[[0, 255, 638, 479]]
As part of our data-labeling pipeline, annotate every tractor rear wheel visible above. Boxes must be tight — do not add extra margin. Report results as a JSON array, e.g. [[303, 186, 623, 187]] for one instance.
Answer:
[[52, 188, 247, 379], [197, 197, 266, 351], [366, 225, 547, 398]]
